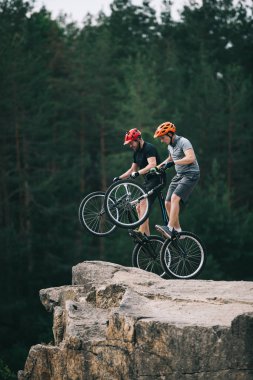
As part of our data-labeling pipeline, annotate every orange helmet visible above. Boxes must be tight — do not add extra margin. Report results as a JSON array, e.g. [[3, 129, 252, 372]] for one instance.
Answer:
[[154, 122, 176, 138], [124, 128, 141, 145]]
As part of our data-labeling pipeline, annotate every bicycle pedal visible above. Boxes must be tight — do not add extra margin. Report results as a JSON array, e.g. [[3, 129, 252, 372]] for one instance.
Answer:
[[140, 236, 149, 244], [129, 230, 147, 243], [133, 236, 143, 243]]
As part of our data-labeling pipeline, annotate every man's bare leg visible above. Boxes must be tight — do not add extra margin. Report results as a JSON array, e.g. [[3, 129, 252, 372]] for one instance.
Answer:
[[136, 199, 150, 235], [165, 200, 171, 221], [168, 193, 181, 230], [139, 218, 150, 235]]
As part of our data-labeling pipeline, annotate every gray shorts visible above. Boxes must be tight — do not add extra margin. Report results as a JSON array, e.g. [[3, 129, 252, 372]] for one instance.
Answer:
[[166, 172, 200, 203]]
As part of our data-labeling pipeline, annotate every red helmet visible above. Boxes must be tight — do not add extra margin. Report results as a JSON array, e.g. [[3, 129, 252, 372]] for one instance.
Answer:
[[124, 128, 141, 145]]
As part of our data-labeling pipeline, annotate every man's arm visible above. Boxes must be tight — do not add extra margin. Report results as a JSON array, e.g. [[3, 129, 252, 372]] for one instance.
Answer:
[[157, 155, 172, 168], [119, 163, 138, 179], [138, 156, 157, 175], [174, 148, 196, 165]]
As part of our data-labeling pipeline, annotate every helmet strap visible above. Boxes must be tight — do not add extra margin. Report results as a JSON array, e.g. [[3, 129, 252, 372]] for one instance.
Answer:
[[136, 140, 141, 151], [168, 133, 175, 145]]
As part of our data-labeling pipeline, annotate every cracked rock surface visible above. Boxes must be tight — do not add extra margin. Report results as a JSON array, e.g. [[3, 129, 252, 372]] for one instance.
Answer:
[[18, 261, 253, 379]]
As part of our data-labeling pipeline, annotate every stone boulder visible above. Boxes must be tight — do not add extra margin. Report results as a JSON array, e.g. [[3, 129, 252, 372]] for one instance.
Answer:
[[18, 261, 253, 379]]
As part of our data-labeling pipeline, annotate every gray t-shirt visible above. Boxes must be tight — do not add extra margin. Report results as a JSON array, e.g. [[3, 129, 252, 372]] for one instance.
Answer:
[[168, 135, 200, 174]]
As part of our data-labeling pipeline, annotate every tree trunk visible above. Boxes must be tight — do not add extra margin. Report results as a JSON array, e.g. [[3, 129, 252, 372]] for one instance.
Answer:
[[80, 111, 86, 193], [23, 136, 33, 274], [100, 123, 107, 192], [227, 83, 233, 205]]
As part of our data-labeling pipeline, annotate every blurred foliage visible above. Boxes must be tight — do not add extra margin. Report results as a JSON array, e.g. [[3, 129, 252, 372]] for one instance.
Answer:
[[0, 0, 252, 374], [0, 359, 16, 380]]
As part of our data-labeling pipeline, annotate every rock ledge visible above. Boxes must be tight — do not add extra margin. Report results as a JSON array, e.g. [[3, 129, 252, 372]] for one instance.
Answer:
[[18, 261, 253, 379]]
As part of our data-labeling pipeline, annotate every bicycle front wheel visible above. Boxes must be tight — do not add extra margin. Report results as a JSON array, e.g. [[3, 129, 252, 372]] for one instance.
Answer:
[[160, 232, 206, 279], [105, 180, 150, 229], [132, 235, 168, 278], [79, 191, 117, 237]]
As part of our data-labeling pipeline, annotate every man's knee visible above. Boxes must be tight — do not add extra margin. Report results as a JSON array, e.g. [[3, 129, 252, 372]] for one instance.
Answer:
[[171, 193, 181, 203], [165, 200, 171, 208]]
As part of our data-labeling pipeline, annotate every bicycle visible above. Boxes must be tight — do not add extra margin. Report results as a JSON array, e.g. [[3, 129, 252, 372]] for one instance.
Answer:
[[160, 230, 206, 279], [103, 168, 206, 279], [104, 170, 168, 229], [129, 230, 167, 278], [79, 191, 117, 237], [78, 172, 169, 277]]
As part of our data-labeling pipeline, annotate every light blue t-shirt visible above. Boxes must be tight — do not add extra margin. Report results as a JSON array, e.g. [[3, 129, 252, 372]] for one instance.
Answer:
[[168, 135, 200, 174]]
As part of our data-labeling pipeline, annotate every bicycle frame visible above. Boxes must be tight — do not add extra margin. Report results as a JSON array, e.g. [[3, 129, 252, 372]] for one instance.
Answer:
[[143, 172, 169, 226], [127, 172, 169, 239], [105, 170, 169, 230], [128, 229, 160, 260], [158, 191, 169, 225], [131, 172, 169, 226]]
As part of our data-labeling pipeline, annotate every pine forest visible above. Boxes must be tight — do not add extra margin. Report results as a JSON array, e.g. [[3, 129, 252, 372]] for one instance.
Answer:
[[0, 0, 253, 376]]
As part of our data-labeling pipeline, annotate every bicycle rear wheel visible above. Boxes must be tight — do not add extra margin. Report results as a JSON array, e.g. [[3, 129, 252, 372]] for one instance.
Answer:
[[132, 235, 168, 278], [105, 180, 150, 229], [160, 231, 206, 279], [79, 191, 117, 236]]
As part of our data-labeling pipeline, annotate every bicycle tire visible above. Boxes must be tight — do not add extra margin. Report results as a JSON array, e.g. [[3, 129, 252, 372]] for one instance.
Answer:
[[79, 191, 117, 237], [104, 180, 151, 229], [160, 231, 206, 279], [132, 235, 168, 278]]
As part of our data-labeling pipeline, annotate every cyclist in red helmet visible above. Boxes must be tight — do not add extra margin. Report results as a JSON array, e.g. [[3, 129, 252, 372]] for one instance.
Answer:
[[153, 121, 200, 238], [113, 128, 162, 236], [123, 128, 142, 145]]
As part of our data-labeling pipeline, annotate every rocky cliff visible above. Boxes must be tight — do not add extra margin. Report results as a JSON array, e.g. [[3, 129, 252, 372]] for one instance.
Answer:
[[18, 261, 253, 380]]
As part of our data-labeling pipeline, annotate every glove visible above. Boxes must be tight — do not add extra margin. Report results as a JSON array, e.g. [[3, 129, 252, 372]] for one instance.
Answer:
[[131, 171, 140, 179], [113, 176, 120, 183], [149, 167, 159, 174], [156, 164, 166, 173], [165, 161, 175, 169]]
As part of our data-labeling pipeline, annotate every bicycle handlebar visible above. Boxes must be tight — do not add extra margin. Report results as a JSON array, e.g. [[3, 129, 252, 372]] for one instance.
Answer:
[[148, 166, 166, 175], [113, 164, 171, 184]]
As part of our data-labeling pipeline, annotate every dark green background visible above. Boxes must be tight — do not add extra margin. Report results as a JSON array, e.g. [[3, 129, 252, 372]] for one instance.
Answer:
[[0, 0, 252, 376]]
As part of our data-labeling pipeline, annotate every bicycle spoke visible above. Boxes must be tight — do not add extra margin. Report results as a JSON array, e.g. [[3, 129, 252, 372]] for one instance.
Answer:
[[133, 236, 165, 277], [105, 180, 150, 229], [161, 233, 205, 279], [79, 192, 116, 236]]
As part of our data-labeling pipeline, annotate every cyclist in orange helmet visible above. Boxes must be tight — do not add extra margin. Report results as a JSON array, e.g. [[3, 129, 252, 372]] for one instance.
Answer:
[[153, 121, 200, 238], [113, 128, 162, 236]]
